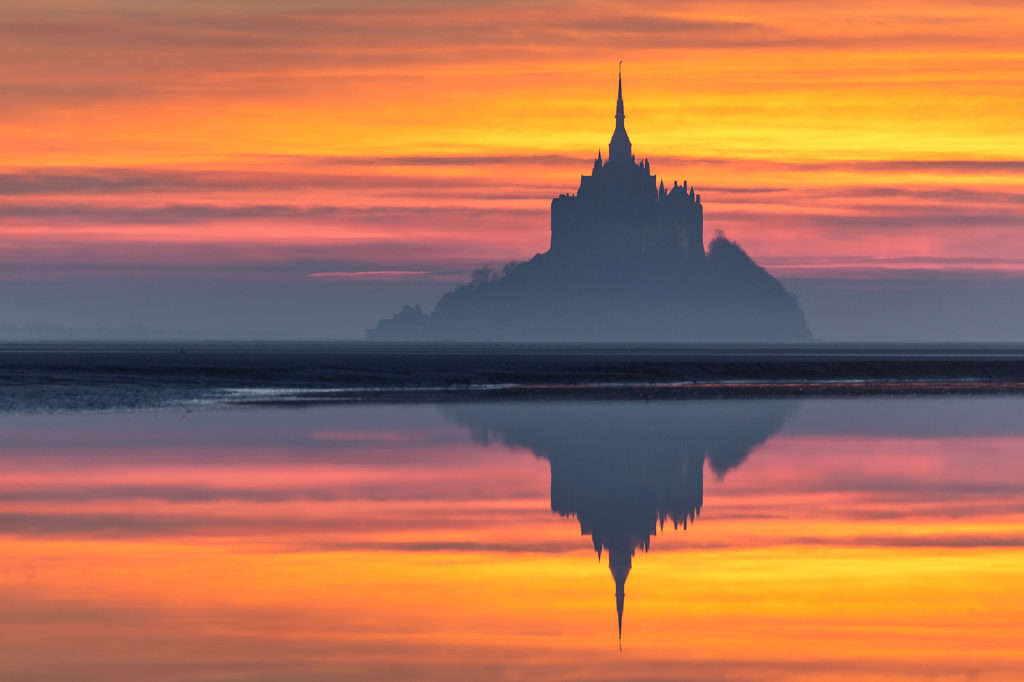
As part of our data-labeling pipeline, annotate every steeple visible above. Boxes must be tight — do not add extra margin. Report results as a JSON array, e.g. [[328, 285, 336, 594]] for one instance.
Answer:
[[616, 67, 625, 122], [609, 547, 632, 650], [608, 63, 632, 163]]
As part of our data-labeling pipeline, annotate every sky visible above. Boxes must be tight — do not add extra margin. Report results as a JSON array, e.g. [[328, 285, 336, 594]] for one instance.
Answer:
[[2, 0, 1024, 339]]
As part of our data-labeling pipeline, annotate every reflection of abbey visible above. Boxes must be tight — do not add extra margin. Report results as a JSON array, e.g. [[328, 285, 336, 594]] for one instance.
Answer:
[[550, 72, 705, 266], [548, 433, 705, 647], [445, 401, 795, 647]]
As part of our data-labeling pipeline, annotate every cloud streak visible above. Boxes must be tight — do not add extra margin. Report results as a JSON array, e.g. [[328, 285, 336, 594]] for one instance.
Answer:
[[2, 0, 1024, 318]]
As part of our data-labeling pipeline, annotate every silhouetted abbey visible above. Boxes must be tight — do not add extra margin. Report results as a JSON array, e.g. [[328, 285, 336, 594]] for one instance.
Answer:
[[369, 72, 811, 342], [445, 400, 795, 647], [551, 73, 705, 267]]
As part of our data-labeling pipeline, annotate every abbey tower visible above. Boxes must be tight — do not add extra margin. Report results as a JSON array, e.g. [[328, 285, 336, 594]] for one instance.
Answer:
[[368, 69, 811, 343], [549, 72, 705, 267]]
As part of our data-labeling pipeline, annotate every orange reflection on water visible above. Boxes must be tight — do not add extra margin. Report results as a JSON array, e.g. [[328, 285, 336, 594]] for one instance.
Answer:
[[1, 400, 1023, 680]]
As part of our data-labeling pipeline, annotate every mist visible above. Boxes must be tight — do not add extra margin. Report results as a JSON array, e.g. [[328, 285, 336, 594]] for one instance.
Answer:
[[4, 272, 1024, 342]]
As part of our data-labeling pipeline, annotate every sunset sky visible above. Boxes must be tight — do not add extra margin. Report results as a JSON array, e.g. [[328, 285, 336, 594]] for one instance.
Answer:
[[2, 0, 1023, 338]]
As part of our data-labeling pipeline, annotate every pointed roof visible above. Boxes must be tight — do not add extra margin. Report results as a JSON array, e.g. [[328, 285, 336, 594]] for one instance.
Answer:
[[609, 547, 632, 649], [608, 65, 632, 163], [616, 69, 625, 121]]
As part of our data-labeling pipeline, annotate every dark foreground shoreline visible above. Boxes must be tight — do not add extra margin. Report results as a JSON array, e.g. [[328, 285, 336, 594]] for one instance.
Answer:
[[4, 341, 1024, 412]]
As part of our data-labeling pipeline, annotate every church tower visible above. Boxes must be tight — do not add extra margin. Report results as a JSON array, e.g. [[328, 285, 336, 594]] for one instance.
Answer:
[[548, 67, 704, 266], [608, 67, 632, 164]]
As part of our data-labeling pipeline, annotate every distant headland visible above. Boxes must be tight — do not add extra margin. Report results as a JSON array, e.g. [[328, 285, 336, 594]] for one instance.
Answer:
[[368, 71, 811, 342]]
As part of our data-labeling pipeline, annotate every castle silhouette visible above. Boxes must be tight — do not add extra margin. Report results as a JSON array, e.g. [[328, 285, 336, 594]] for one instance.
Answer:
[[551, 70, 705, 269], [444, 400, 795, 647], [369, 71, 811, 341]]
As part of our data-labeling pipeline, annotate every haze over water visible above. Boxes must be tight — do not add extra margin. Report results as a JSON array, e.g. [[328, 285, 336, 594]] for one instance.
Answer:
[[3, 396, 1022, 680]]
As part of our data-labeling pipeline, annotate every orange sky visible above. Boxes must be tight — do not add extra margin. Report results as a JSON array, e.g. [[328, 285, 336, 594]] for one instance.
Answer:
[[2, 0, 1024, 286]]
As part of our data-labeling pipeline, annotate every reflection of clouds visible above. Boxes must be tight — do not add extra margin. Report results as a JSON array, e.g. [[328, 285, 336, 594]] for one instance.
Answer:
[[0, 502, 548, 540], [5, 399, 1024, 547], [785, 534, 1024, 549], [308, 427, 463, 443], [4, 399, 1024, 677]]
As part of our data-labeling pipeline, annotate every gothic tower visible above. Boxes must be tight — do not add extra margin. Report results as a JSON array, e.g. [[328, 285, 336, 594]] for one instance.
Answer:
[[608, 69, 632, 164], [549, 69, 705, 267]]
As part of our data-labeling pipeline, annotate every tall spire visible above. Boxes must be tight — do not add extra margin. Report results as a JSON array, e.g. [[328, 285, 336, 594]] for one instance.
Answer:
[[609, 547, 632, 650], [608, 62, 632, 163], [616, 62, 625, 123]]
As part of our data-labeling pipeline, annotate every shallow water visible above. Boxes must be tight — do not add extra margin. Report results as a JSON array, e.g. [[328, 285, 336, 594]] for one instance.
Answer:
[[1, 396, 1023, 680], [6, 341, 1024, 413]]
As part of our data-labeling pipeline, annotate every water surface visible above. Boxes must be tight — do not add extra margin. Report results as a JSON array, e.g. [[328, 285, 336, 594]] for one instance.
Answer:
[[1, 397, 1022, 680]]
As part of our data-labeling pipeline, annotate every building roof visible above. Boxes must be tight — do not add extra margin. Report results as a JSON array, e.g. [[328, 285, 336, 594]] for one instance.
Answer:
[[609, 70, 632, 162]]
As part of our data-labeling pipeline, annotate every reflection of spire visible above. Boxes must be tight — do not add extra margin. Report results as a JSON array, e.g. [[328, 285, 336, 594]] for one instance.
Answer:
[[442, 400, 796, 648], [610, 547, 631, 649]]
